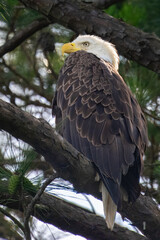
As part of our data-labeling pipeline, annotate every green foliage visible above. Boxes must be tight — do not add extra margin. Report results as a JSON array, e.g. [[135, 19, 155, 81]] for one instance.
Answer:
[[106, 0, 160, 36], [17, 149, 37, 176], [9, 150, 39, 195], [106, 0, 146, 27], [48, 52, 64, 74], [143, 0, 160, 36], [0, 0, 41, 27], [0, 0, 10, 21], [23, 176, 38, 195], [120, 62, 160, 108], [0, 166, 12, 179], [153, 163, 160, 185], [8, 174, 20, 194], [8, 174, 37, 195], [15, 9, 41, 28], [148, 121, 160, 144], [0, 149, 39, 196]]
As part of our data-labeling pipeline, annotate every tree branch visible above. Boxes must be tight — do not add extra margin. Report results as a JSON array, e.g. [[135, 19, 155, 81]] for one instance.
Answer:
[[19, 0, 160, 74], [77, 0, 124, 9], [1, 59, 53, 103], [0, 18, 51, 58], [0, 99, 98, 196], [0, 191, 147, 240], [0, 206, 25, 233], [0, 99, 160, 239]]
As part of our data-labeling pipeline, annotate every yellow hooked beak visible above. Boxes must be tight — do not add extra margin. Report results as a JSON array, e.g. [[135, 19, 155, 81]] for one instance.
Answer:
[[61, 42, 81, 56]]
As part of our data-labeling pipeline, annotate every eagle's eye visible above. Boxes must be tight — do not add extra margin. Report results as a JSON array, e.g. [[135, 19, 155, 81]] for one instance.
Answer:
[[82, 41, 90, 47]]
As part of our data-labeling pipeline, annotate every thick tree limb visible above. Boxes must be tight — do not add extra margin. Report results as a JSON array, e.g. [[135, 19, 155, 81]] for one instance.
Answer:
[[74, 0, 124, 9], [0, 99, 160, 239], [0, 192, 146, 240], [96, 0, 124, 8], [0, 18, 51, 58], [19, 0, 160, 74], [0, 99, 98, 197]]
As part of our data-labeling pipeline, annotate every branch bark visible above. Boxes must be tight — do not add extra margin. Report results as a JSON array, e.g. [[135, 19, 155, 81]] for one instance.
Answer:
[[0, 99, 160, 239], [0, 191, 146, 240], [19, 0, 160, 74], [0, 18, 51, 58], [72, 0, 124, 9]]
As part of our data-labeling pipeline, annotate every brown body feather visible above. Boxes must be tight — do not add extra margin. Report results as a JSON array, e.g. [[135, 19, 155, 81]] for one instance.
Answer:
[[53, 50, 148, 228]]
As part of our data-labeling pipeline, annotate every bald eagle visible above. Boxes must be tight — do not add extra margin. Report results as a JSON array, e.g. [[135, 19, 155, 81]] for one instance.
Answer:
[[52, 35, 148, 229]]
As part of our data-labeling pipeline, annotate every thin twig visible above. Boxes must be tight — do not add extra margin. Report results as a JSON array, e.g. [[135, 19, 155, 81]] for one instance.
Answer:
[[24, 173, 58, 240], [0, 18, 51, 58], [143, 108, 160, 121], [83, 194, 96, 214], [2, 59, 52, 103], [0, 206, 25, 233]]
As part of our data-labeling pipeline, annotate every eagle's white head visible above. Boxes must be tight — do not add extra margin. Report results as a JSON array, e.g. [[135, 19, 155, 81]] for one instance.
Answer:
[[62, 35, 119, 71]]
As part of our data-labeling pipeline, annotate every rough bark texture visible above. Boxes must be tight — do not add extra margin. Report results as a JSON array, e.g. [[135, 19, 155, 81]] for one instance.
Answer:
[[0, 99, 160, 240], [72, 0, 124, 9], [19, 0, 160, 74], [0, 191, 146, 240], [121, 195, 160, 240]]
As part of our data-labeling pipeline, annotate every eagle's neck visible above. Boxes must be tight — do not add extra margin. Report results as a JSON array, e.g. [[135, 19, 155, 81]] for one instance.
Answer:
[[86, 48, 119, 71]]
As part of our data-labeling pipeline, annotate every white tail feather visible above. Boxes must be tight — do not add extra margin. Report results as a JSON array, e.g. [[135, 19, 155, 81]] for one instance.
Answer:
[[101, 182, 117, 230]]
